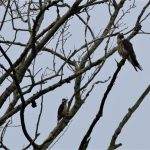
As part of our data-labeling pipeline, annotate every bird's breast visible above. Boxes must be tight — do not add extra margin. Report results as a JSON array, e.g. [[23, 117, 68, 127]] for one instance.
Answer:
[[62, 105, 67, 115], [118, 42, 128, 58]]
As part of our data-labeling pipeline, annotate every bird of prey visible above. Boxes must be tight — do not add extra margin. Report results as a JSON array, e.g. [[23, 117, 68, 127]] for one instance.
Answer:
[[57, 98, 68, 122], [117, 33, 142, 71]]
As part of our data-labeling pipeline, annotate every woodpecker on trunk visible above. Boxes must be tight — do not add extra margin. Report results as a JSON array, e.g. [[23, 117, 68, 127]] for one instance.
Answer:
[[57, 98, 68, 122], [117, 33, 142, 71]]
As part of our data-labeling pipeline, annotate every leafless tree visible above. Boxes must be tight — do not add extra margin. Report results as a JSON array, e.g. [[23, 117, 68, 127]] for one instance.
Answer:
[[0, 0, 150, 149]]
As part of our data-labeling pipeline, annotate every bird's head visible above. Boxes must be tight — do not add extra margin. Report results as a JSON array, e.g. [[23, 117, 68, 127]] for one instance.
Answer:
[[62, 98, 67, 103], [117, 33, 124, 40]]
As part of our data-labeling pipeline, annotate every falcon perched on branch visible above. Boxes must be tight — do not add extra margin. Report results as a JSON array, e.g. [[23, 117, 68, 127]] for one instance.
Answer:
[[117, 33, 142, 71], [57, 98, 68, 122]]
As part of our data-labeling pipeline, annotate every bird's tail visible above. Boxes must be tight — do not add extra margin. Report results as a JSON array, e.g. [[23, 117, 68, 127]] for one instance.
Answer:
[[132, 58, 143, 71]]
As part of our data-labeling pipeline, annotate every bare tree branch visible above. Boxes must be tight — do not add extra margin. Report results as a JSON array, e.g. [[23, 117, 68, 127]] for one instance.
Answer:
[[107, 84, 150, 150], [79, 59, 126, 150]]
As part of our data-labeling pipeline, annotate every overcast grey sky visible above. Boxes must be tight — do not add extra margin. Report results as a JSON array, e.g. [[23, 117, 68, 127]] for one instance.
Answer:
[[0, 1, 150, 150]]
